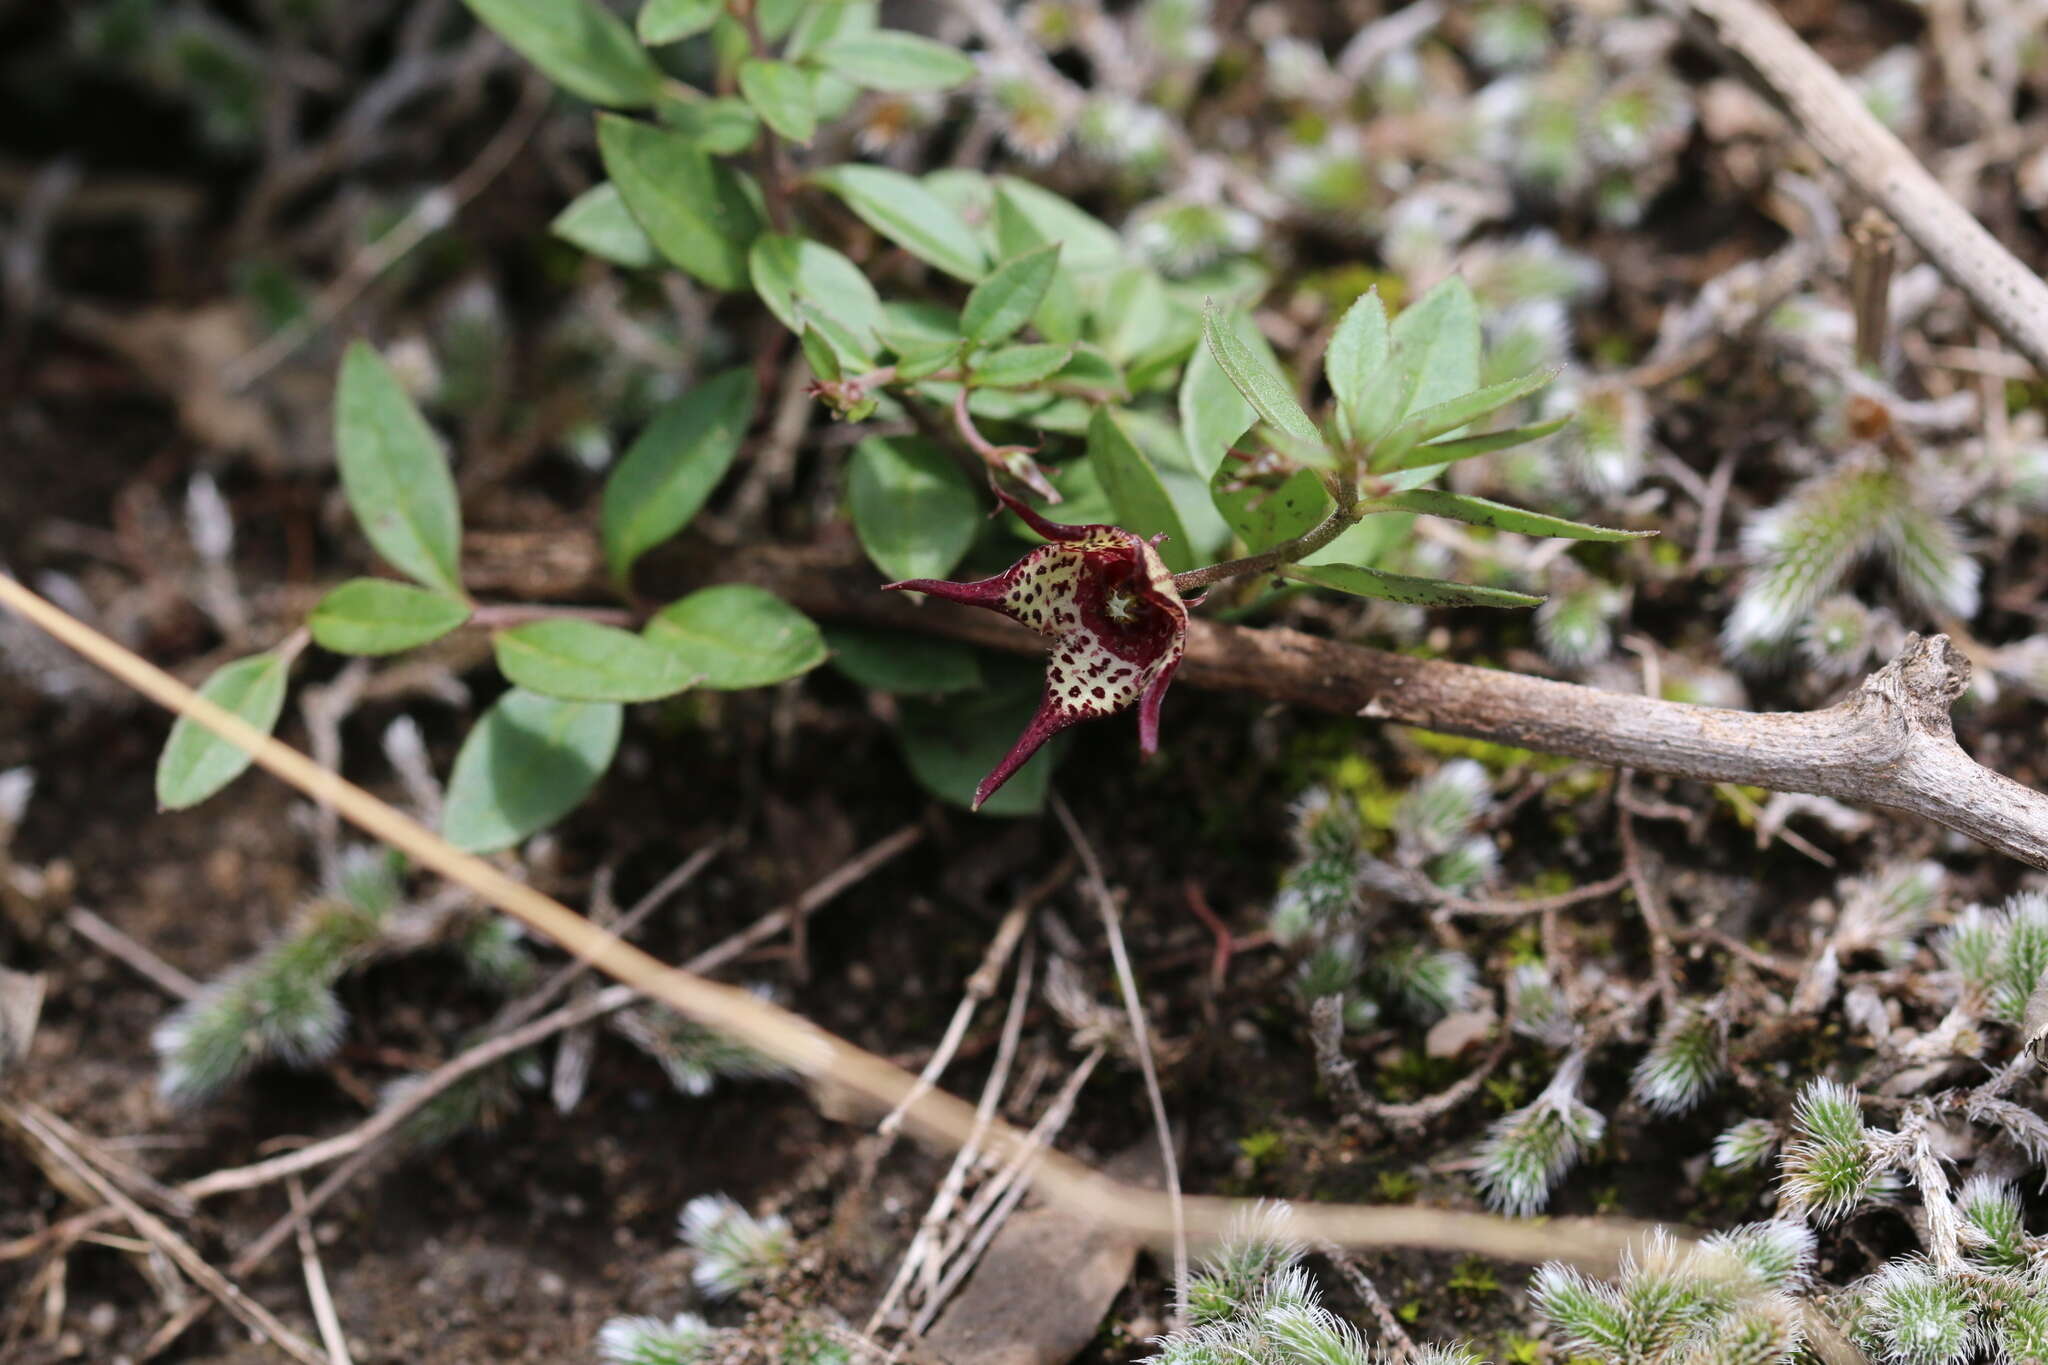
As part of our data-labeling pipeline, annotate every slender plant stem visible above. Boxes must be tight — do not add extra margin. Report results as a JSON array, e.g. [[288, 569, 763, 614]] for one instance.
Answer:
[[1170, 494, 1364, 594]]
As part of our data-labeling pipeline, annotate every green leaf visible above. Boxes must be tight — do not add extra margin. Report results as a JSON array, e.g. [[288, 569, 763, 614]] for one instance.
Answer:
[[155, 651, 291, 809], [1372, 368, 1560, 472], [1384, 277, 1481, 487], [738, 58, 816, 144], [1375, 415, 1572, 475], [645, 585, 828, 689], [460, 0, 661, 107], [992, 177, 1124, 274], [1372, 489, 1650, 542], [847, 435, 978, 581], [1210, 462, 1332, 553], [961, 244, 1060, 346], [600, 368, 757, 585], [785, 0, 876, 59], [1088, 406, 1192, 572], [967, 342, 1072, 388], [442, 688, 622, 853], [637, 0, 721, 44], [494, 619, 696, 702], [653, 91, 761, 155], [992, 193, 1085, 342], [812, 164, 988, 282], [1326, 288, 1389, 440], [1391, 277, 1482, 412], [1282, 562, 1543, 609], [1201, 300, 1321, 447], [549, 183, 659, 268], [753, 0, 809, 39], [798, 325, 841, 383], [1053, 345, 1125, 397], [597, 114, 762, 291], [748, 234, 883, 364], [335, 342, 465, 599], [824, 627, 983, 694], [309, 580, 470, 656], [815, 31, 976, 91], [1179, 317, 1257, 478], [893, 337, 962, 382], [897, 664, 1066, 816], [1100, 267, 1178, 368]]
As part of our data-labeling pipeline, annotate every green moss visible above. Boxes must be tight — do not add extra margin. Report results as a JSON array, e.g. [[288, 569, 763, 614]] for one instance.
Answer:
[[1374, 1169, 1421, 1202], [1402, 728, 1573, 775], [1448, 1257, 1501, 1295], [1238, 1129, 1285, 1170]]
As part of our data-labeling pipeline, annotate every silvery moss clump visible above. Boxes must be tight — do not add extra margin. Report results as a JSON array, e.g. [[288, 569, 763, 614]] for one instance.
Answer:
[[152, 847, 533, 1103], [1269, 770, 1491, 1033], [1144, 1205, 1480, 1364], [595, 1193, 827, 1365], [1534, 1223, 1814, 1365]]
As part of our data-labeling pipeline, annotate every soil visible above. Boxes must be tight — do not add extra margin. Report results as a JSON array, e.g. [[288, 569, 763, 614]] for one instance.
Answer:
[[4, 1, 2047, 1362]]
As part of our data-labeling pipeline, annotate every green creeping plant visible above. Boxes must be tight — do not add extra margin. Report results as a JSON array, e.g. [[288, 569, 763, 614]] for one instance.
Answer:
[[165, 0, 1647, 841]]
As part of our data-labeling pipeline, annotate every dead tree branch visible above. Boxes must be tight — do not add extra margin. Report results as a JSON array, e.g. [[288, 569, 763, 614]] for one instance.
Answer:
[[1666, 0, 2048, 375], [739, 554, 2048, 870]]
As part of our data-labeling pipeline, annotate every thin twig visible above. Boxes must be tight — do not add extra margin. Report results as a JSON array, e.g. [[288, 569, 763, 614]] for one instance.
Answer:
[[2, 835, 901, 1270], [878, 859, 1067, 1138], [1618, 776, 1681, 1009], [1669, 0, 2048, 374], [288, 1176, 354, 1365], [1321, 1245, 1419, 1362], [909, 1045, 1108, 1338], [867, 937, 1038, 1335], [1053, 794, 1189, 1320], [745, 553, 2048, 871], [2, 1100, 327, 1365], [0, 571, 1670, 1279], [64, 906, 200, 1001], [1428, 872, 1632, 923]]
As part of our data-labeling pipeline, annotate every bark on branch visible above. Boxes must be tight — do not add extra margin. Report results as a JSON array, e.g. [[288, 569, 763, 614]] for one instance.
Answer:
[[1665, 0, 2048, 375], [741, 551, 2048, 869]]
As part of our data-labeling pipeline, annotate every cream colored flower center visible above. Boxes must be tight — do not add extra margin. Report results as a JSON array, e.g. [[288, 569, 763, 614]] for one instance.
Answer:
[[1105, 590, 1139, 623]]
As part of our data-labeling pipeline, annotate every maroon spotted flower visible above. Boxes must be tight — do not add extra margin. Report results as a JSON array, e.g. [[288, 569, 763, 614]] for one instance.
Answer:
[[886, 488, 1189, 810]]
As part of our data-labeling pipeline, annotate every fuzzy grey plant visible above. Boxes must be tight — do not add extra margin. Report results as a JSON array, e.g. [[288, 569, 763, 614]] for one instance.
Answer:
[[1127, 195, 1262, 276], [1537, 578, 1625, 669], [1269, 786, 1369, 945], [611, 990, 791, 1098], [1534, 1222, 1812, 1365], [1778, 1079, 1886, 1224], [1631, 1002, 1729, 1117], [1712, 1118, 1781, 1172], [1426, 838, 1499, 895], [1368, 940, 1481, 1022], [152, 846, 400, 1103], [595, 1312, 721, 1365], [1393, 760, 1491, 859], [1937, 891, 2048, 1026], [1856, 1260, 1976, 1365], [1178, 1202, 1304, 1328], [1543, 379, 1648, 500], [1798, 594, 1887, 681], [1833, 860, 1945, 966], [678, 1193, 794, 1300], [1508, 961, 1578, 1049], [1474, 1049, 1604, 1215], [1722, 460, 1978, 662], [1147, 1202, 1478, 1364], [1956, 1177, 2030, 1271]]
